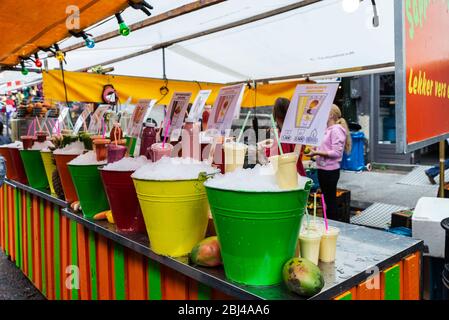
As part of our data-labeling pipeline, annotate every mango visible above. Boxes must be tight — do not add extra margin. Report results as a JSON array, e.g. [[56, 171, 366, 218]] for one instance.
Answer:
[[190, 236, 222, 267], [283, 257, 324, 297]]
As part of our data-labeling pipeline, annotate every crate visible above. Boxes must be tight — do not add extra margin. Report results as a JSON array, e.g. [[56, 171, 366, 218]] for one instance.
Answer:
[[391, 210, 413, 229], [307, 189, 351, 223]]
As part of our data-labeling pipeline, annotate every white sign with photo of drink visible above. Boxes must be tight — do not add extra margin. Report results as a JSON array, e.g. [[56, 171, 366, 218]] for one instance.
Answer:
[[188, 90, 212, 122], [280, 83, 339, 147], [127, 99, 154, 138], [207, 84, 245, 136], [164, 92, 192, 141]]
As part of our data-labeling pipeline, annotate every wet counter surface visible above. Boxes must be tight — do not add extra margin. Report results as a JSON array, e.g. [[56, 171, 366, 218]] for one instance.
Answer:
[[6, 179, 424, 300]]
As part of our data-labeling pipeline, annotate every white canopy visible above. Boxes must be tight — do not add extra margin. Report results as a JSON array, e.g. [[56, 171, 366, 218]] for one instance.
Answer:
[[6, 0, 396, 85]]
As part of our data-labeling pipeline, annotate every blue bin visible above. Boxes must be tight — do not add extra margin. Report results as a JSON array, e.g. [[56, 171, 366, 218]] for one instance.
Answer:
[[341, 131, 365, 171]]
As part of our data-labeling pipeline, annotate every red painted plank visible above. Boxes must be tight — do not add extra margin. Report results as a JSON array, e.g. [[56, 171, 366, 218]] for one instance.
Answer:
[[45, 202, 55, 300], [76, 224, 91, 300], [125, 249, 147, 300]]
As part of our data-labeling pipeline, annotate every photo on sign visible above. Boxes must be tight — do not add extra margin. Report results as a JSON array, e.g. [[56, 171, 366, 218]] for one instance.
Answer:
[[295, 94, 327, 129], [214, 95, 233, 124]]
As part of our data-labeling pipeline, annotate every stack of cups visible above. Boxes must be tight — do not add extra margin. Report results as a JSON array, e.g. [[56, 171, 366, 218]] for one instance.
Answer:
[[298, 221, 340, 265]]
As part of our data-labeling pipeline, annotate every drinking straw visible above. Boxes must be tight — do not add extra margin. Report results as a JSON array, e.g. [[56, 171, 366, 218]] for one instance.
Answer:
[[305, 207, 310, 234], [237, 111, 252, 143], [162, 119, 171, 149], [27, 118, 35, 136], [321, 194, 329, 232], [35, 116, 42, 132], [270, 114, 283, 155], [313, 192, 317, 224]]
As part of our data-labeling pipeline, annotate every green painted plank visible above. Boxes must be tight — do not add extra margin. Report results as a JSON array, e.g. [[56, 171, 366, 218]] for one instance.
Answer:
[[4, 185, 8, 256], [89, 230, 98, 300], [14, 188, 21, 269], [337, 292, 353, 300], [113, 243, 125, 300], [70, 219, 79, 300], [198, 283, 212, 300], [148, 259, 162, 300], [26, 193, 33, 280], [53, 207, 61, 300], [39, 199, 46, 296], [384, 265, 401, 300]]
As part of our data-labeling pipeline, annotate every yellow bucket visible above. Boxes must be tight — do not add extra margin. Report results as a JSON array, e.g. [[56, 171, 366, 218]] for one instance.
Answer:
[[41, 151, 56, 195], [133, 178, 209, 257]]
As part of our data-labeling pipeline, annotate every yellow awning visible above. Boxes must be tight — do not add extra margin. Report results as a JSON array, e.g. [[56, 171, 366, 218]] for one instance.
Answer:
[[0, 0, 130, 66], [43, 70, 302, 108]]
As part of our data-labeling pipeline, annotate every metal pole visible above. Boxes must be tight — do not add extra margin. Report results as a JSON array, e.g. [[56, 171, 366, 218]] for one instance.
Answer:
[[439, 140, 445, 198]]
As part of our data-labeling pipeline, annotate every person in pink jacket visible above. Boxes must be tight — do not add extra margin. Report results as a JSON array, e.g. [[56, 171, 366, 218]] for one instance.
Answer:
[[309, 105, 352, 221]]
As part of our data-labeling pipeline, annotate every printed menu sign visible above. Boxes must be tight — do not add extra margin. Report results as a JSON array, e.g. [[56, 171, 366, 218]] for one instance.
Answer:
[[163, 92, 192, 141], [280, 83, 339, 146], [188, 90, 212, 122], [207, 84, 245, 136], [127, 99, 154, 137]]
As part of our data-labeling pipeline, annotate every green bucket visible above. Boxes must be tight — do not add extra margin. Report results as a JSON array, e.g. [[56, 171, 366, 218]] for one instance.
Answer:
[[205, 179, 312, 286], [125, 136, 137, 157], [68, 164, 110, 218], [20, 150, 49, 191]]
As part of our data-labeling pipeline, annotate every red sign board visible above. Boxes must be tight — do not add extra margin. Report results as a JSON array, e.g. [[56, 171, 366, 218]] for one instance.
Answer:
[[397, 0, 449, 152]]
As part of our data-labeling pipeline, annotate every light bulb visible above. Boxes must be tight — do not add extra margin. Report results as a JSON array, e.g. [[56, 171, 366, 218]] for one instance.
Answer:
[[342, 0, 360, 13], [35, 59, 42, 68], [85, 38, 95, 48], [119, 22, 130, 36], [21, 67, 29, 76]]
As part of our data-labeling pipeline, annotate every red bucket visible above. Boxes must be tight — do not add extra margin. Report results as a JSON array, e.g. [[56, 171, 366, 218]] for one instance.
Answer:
[[99, 169, 146, 233], [0, 147, 17, 180], [54, 153, 79, 203], [7, 148, 28, 184]]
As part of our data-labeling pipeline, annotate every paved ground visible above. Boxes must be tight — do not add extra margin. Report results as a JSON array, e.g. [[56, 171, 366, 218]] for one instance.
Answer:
[[339, 168, 439, 209], [0, 251, 44, 300]]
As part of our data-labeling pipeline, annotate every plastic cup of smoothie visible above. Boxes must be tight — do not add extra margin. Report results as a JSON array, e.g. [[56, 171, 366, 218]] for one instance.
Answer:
[[299, 230, 322, 265], [223, 142, 248, 173], [319, 227, 340, 263], [269, 152, 298, 189], [151, 143, 173, 162]]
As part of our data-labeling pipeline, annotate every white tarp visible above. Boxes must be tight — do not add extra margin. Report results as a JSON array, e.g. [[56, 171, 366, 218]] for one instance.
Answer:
[[7, 0, 396, 85]]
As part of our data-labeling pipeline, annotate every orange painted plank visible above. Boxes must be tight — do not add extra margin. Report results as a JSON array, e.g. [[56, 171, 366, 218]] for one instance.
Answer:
[[403, 252, 420, 300], [96, 235, 112, 300], [8, 187, 14, 261], [31, 195, 42, 291], [357, 275, 381, 300], [60, 216, 70, 300], [162, 266, 189, 300], [44, 202, 55, 300], [76, 224, 91, 300], [125, 249, 147, 300], [188, 278, 198, 300], [21, 192, 28, 276], [0, 186, 4, 251]]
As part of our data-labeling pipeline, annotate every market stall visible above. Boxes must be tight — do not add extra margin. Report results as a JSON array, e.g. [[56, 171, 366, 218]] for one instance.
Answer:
[[0, 0, 435, 301]]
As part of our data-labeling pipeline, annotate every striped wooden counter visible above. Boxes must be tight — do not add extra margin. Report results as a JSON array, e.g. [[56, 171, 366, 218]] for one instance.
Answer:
[[0, 179, 424, 300]]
